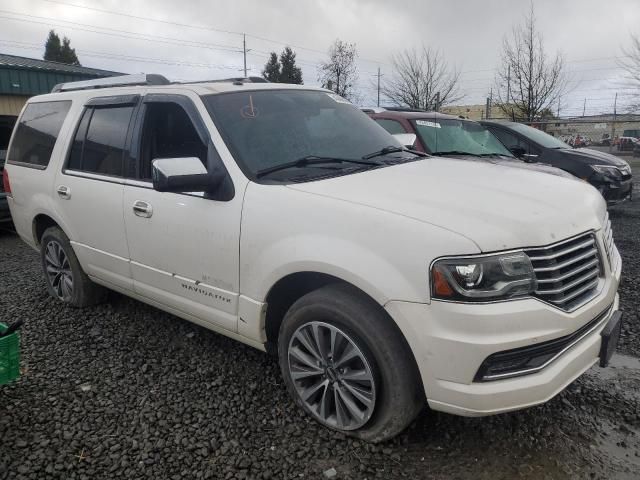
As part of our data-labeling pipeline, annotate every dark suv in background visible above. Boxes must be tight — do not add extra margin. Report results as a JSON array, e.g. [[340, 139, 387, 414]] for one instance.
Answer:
[[480, 120, 633, 205], [364, 108, 572, 178]]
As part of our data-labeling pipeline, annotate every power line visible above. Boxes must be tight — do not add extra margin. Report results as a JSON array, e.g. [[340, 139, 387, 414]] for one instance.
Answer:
[[0, 39, 244, 71], [41, 0, 391, 66], [0, 11, 243, 53], [43, 0, 245, 37]]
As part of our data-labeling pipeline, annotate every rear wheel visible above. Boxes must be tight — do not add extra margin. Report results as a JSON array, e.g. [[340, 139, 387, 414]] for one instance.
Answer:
[[278, 283, 424, 442], [40, 227, 107, 307]]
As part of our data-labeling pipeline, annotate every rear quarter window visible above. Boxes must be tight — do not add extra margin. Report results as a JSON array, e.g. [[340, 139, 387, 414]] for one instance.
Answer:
[[66, 105, 134, 177], [8, 101, 72, 168]]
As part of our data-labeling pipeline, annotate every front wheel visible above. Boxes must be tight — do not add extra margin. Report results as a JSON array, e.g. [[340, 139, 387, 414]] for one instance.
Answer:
[[40, 226, 107, 307], [278, 283, 424, 442]]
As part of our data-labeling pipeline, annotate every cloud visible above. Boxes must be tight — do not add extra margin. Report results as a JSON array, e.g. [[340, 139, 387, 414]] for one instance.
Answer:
[[1, 0, 638, 112]]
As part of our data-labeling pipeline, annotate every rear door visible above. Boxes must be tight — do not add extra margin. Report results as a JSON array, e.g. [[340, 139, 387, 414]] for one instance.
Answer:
[[53, 95, 139, 290], [122, 92, 242, 332]]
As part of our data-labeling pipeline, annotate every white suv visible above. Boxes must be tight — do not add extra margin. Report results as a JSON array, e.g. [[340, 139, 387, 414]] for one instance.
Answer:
[[3, 74, 622, 442]]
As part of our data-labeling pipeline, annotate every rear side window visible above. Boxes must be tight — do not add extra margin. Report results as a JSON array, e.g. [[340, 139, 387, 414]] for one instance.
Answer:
[[67, 106, 134, 177], [8, 101, 71, 168], [375, 119, 406, 135]]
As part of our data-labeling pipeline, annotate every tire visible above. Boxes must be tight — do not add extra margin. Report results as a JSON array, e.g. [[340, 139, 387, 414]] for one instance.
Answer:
[[278, 283, 424, 442], [40, 226, 107, 307]]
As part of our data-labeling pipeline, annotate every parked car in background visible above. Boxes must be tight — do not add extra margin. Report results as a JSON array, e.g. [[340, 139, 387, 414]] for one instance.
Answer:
[[480, 120, 633, 205], [0, 114, 16, 224], [596, 134, 611, 147], [363, 108, 573, 178], [0, 148, 10, 224], [617, 136, 639, 152], [4, 75, 623, 441]]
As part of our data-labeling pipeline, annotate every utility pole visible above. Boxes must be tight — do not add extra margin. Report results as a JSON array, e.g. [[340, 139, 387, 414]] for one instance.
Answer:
[[557, 98, 560, 118], [376, 67, 383, 107], [243, 33, 247, 78], [582, 98, 586, 117], [610, 92, 618, 152], [506, 64, 511, 104], [485, 87, 492, 119]]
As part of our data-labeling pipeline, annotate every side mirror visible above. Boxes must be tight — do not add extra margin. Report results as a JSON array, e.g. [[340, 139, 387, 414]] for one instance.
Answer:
[[392, 133, 417, 149], [522, 153, 539, 163], [152, 157, 221, 193], [509, 145, 526, 158]]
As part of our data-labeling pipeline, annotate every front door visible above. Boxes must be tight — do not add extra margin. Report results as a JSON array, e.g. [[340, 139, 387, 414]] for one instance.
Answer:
[[123, 93, 242, 332]]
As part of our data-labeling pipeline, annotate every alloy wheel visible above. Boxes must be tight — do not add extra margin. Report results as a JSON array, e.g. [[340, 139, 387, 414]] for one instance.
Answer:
[[44, 240, 74, 302], [287, 321, 376, 431]]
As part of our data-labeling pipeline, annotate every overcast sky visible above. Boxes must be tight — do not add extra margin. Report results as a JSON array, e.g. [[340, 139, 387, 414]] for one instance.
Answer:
[[1, 0, 639, 115]]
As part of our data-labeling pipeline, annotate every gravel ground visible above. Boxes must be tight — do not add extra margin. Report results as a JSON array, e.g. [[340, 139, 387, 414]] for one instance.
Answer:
[[1, 164, 639, 480], [609, 160, 640, 358]]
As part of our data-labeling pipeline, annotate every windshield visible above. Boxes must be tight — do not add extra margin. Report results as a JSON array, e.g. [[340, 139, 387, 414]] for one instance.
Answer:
[[505, 123, 570, 149], [412, 118, 512, 156], [204, 90, 404, 181]]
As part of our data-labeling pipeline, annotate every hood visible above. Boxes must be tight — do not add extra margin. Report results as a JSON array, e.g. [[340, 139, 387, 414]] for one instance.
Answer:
[[287, 158, 606, 252], [562, 147, 630, 167], [456, 155, 574, 179]]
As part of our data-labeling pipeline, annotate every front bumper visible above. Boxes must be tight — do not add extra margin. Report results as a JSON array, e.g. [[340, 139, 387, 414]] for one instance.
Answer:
[[600, 178, 632, 205], [385, 242, 621, 417]]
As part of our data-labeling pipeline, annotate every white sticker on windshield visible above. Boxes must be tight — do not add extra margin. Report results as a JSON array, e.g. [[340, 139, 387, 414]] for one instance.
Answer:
[[416, 120, 441, 128], [326, 93, 352, 104]]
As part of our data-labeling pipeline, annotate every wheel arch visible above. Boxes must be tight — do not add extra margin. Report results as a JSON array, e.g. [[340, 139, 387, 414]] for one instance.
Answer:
[[32, 213, 63, 246], [263, 271, 424, 397]]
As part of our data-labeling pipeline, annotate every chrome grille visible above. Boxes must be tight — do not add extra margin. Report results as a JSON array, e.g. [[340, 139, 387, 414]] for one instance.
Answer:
[[525, 233, 602, 311], [602, 211, 616, 271]]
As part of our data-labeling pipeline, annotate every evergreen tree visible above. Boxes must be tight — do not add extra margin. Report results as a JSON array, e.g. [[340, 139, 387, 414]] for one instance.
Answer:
[[60, 37, 80, 65], [262, 47, 303, 84], [44, 30, 62, 62], [279, 47, 303, 84], [262, 52, 281, 82], [44, 30, 81, 65]]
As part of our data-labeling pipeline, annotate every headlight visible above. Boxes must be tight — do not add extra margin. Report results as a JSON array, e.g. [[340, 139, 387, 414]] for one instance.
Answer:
[[431, 252, 537, 301], [591, 165, 623, 179]]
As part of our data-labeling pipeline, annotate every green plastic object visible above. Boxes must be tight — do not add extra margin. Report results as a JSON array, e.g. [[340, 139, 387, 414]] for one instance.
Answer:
[[0, 323, 20, 385]]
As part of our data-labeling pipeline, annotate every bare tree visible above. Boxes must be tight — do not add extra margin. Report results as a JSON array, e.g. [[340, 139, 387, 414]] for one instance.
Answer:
[[494, 4, 567, 121], [619, 34, 640, 111], [318, 39, 359, 101], [381, 47, 462, 110]]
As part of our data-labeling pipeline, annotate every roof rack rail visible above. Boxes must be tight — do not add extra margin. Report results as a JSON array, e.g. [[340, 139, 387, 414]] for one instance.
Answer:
[[51, 73, 170, 93], [182, 76, 269, 85]]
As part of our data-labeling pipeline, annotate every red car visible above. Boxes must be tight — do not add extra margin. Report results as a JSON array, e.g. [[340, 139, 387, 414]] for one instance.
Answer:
[[362, 107, 513, 157]]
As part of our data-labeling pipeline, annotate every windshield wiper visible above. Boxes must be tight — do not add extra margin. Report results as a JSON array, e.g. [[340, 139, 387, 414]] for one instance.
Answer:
[[431, 150, 484, 157], [362, 145, 428, 160], [256, 155, 383, 178], [476, 153, 514, 158]]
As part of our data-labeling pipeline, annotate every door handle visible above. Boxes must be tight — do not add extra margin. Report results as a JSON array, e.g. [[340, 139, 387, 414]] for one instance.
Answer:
[[132, 200, 153, 218], [56, 185, 71, 199]]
